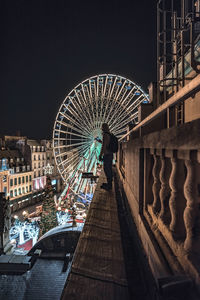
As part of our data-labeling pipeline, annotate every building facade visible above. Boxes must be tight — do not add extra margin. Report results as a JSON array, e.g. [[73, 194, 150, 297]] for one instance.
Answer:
[[0, 150, 33, 211], [26, 140, 47, 191]]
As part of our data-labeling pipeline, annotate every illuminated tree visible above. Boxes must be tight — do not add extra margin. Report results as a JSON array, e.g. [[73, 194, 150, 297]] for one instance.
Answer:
[[40, 177, 57, 235]]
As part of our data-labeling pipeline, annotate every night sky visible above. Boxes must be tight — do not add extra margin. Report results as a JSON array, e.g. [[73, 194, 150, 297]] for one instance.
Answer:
[[1, 0, 157, 139]]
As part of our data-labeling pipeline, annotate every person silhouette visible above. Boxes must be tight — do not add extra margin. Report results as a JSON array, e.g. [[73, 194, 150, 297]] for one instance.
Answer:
[[98, 123, 113, 191]]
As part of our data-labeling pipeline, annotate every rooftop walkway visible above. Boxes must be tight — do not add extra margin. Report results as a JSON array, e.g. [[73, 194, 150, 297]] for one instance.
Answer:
[[61, 170, 157, 300]]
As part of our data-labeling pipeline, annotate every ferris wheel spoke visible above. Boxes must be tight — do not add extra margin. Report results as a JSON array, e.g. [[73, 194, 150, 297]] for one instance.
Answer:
[[111, 110, 138, 131], [64, 102, 91, 133], [54, 141, 90, 151], [80, 85, 94, 125], [72, 96, 93, 130], [53, 131, 88, 139], [111, 114, 138, 134], [104, 83, 127, 123], [109, 94, 143, 129], [82, 86, 95, 125], [56, 119, 89, 138], [59, 112, 91, 136], [59, 110, 89, 134]]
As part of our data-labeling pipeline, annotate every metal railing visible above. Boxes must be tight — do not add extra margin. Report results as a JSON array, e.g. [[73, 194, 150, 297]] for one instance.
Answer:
[[120, 74, 200, 142]]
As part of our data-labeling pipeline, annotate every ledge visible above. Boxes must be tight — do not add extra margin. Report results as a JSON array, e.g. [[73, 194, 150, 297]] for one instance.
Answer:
[[61, 173, 129, 300]]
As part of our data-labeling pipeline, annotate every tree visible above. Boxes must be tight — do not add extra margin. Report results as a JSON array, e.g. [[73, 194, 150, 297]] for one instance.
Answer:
[[40, 176, 57, 236]]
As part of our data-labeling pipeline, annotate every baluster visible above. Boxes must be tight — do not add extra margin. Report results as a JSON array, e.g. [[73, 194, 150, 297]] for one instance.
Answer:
[[152, 153, 161, 214], [159, 155, 171, 224], [183, 159, 200, 253], [169, 157, 186, 239]]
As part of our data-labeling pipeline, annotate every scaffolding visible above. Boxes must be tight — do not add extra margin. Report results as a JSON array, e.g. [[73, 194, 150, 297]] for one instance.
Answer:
[[157, 0, 200, 126]]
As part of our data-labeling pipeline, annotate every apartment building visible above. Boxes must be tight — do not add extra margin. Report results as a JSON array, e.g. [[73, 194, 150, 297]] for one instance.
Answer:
[[0, 149, 33, 208]]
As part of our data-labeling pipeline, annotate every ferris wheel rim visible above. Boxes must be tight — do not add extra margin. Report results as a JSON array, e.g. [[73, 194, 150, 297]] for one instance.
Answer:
[[53, 73, 149, 190]]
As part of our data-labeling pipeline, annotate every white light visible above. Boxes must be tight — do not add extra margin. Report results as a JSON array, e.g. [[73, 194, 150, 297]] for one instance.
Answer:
[[14, 215, 18, 219], [43, 163, 54, 175]]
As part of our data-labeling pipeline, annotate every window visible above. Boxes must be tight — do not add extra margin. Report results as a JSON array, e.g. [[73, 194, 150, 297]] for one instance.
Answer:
[[26, 175, 28, 183], [29, 185, 32, 192], [22, 187, 25, 194], [34, 172, 36, 178], [18, 188, 21, 195], [29, 175, 32, 181], [34, 163, 36, 169], [10, 179, 13, 186], [43, 154, 45, 160], [14, 189, 17, 196], [34, 155, 36, 160], [38, 162, 40, 168], [26, 186, 28, 193], [38, 155, 40, 160], [18, 177, 21, 184], [10, 190, 13, 198], [22, 176, 25, 184], [14, 178, 17, 185], [38, 171, 40, 177]]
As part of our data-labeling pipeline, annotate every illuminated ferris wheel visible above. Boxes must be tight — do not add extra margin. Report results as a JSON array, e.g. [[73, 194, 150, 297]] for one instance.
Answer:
[[53, 74, 149, 198]]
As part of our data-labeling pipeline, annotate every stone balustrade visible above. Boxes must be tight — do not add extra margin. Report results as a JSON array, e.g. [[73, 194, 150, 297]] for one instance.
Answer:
[[146, 148, 200, 252], [117, 118, 200, 289]]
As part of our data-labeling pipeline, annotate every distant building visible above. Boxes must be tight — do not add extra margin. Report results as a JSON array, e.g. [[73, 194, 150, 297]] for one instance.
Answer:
[[26, 140, 47, 191], [0, 149, 33, 210], [0, 135, 63, 211]]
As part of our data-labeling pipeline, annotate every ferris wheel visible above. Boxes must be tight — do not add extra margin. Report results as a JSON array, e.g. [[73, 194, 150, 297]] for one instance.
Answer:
[[53, 74, 149, 198]]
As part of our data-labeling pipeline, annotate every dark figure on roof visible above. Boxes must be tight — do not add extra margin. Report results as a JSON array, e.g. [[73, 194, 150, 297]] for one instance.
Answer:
[[98, 123, 113, 191]]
